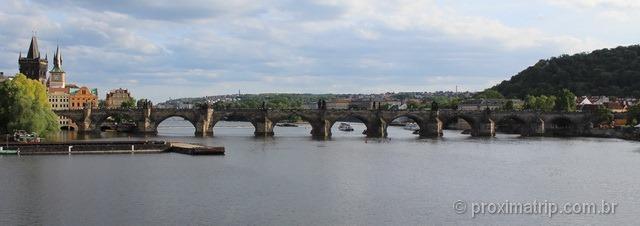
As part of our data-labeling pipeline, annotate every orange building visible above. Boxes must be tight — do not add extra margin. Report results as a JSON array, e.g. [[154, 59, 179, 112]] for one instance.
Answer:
[[70, 87, 98, 109]]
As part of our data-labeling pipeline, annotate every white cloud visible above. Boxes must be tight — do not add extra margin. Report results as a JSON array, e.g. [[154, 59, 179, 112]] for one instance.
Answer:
[[547, 0, 640, 9], [0, 0, 635, 102]]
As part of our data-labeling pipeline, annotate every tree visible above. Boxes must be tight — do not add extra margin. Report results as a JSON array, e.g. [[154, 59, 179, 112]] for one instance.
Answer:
[[493, 45, 640, 98], [555, 88, 577, 112], [627, 104, 640, 126], [474, 89, 504, 99], [502, 100, 515, 111], [120, 98, 136, 109], [0, 74, 59, 135], [594, 106, 614, 125], [524, 95, 556, 112], [538, 95, 557, 112]]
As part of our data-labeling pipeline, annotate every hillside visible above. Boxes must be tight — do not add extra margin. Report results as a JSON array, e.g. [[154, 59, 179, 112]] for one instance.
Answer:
[[493, 45, 640, 98]]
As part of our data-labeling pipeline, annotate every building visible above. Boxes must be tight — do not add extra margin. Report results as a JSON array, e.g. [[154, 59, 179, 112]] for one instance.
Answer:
[[70, 87, 98, 109], [0, 72, 8, 82], [458, 99, 523, 111], [44, 46, 76, 129], [48, 46, 65, 88], [18, 36, 48, 83], [577, 96, 593, 105], [105, 88, 133, 108], [604, 102, 628, 113], [48, 87, 74, 129], [326, 99, 351, 109]]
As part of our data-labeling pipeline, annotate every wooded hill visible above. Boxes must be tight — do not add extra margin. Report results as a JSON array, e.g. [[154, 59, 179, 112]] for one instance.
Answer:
[[493, 45, 640, 98]]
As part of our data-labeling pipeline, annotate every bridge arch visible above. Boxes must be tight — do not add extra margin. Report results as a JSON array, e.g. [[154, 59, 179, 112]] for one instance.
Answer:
[[549, 116, 574, 129], [92, 111, 141, 132], [494, 115, 529, 135], [210, 111, 260, 136], [440, 114, 476, 133], [153, 115, 199, 135], [326, 112, 377, 137], [269, 112, 318, 137], [386, 114, 426, 136]]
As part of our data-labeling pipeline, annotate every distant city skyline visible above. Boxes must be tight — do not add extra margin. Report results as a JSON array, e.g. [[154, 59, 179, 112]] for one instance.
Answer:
[[1, 0, 639, 102]]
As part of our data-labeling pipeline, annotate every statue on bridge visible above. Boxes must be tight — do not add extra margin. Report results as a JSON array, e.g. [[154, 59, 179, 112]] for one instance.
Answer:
[[431, 101, 439, 112], [318, 99, 327, 110]]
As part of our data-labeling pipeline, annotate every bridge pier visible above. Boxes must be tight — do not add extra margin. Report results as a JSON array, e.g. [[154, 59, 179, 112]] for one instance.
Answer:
[[310, 120, 332, 139], [521, 118, 545, 136], [195, 129, 214, 137], [365, 119, 388, 138], [195, 119, 214, 137], [254, 118, 275, 137], [471, 119, 495, 137], [418, 117, 443, 138]]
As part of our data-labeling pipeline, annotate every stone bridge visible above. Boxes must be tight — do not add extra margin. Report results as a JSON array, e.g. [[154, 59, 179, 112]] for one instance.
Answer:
[[54, 105, 598, 138]]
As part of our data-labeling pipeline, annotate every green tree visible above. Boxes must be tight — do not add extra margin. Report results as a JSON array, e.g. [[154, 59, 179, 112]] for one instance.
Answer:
[[554, 89, 577, 112], [627, 104, 640, 125], [474, 89, 504, 99], [538, 95, 557, 112], [594, 106, 614, 125], [120, 98, 136, 109], [524, 95, 556, 111], [0, 74, 59, 135], [502, 100, 515, 111], [493, 45, 640, 98]]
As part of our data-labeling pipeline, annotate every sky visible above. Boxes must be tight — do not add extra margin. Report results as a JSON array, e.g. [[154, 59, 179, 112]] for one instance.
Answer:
[[1, 0, 639, 102]]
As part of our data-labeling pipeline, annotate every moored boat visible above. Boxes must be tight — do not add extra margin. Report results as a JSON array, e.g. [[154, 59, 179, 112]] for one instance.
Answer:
[[0, 149, 18, 155], [338, 123, 354, 131], [12, 130, 41, 143], [277, 123, 298, 127], [403, 122, 419, 131]]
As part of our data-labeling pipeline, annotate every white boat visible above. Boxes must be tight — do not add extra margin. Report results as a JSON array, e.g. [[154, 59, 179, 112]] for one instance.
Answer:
[[403, 123, 419, 131], [338, 123, 354, 131]]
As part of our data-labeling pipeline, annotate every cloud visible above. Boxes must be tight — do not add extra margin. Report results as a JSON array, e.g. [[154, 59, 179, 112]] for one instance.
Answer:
[[0, 0, 635, 102], [547, 0, 640, 9]]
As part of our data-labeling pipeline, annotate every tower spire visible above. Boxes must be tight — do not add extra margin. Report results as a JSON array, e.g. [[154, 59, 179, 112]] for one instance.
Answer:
[[26, 35, 40, 59], [53, 45, 63, 70]]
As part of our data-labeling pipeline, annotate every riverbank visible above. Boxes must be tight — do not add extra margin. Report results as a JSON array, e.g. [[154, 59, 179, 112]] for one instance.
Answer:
[[585, 128, 640, 141]]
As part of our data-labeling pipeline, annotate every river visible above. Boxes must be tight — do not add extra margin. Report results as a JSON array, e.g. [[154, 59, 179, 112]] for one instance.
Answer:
[[1, 118, 639, 225]]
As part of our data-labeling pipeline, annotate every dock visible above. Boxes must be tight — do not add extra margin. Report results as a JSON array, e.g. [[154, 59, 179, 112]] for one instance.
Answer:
[[0, 140, 224, 156], [167, 142, 225, 155]]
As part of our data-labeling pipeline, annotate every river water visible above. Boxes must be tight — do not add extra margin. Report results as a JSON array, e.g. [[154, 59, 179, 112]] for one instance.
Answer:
[[1, 118, 639, 225]]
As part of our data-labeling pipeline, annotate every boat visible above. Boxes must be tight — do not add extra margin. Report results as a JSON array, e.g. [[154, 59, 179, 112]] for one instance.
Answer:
[[116, 122, 137, 132], [277, 123, 298, 127], [0, 148, 18, 155], [403, 122, 419, 131], [12, 130, 41, 143], [338, 123, 354, 131]]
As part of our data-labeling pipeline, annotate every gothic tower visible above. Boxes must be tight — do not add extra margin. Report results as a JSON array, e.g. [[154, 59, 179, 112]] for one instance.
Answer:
[[49, 45, 66, 88], [18, 35, 48, 83]]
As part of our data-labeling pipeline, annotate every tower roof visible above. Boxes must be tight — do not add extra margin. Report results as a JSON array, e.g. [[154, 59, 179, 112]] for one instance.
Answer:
[[26, 36, 40, 59], [51, 45, 64, 73]]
